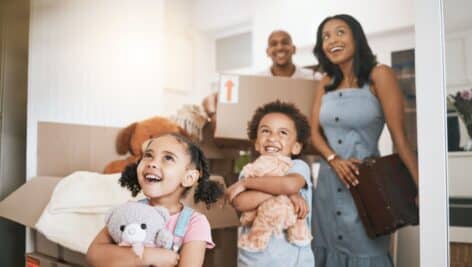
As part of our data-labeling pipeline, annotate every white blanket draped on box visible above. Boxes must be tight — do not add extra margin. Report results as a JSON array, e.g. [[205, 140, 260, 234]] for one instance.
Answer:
[[35, 171, 143, 254]]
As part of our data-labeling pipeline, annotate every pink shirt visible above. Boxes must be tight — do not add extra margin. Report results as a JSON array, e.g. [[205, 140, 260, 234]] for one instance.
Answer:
[[165, 210, 215, 249]]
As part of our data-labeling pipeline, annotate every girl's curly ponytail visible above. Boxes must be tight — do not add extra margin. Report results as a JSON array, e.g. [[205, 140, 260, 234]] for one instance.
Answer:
[[192, 146, 224, 205]]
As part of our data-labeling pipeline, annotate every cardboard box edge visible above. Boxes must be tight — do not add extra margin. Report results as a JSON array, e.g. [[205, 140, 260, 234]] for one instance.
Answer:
[[0, 175, 239, 230]]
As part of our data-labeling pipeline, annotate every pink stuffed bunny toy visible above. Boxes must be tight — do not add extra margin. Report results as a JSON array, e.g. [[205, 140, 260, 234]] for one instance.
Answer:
[[238, 155, 313, 252], [106, 201, 174, 258]]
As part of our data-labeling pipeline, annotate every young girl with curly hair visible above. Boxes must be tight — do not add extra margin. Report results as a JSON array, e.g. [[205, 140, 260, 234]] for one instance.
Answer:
[[87, 133, 223, 267]]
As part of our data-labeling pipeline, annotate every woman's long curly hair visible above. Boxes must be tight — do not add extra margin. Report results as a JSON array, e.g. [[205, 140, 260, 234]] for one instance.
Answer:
[[119, 133, 223, 205], [313, 14, 377, 92]]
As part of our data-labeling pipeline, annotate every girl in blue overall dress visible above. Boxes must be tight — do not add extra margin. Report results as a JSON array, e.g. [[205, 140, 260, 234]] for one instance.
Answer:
[[310, 14, 419, 267]]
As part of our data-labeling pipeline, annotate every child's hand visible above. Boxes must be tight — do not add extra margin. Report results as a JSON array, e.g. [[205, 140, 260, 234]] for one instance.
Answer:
[[289, 194, 308, 219], [226, 180, 247, 203], [145, 247, 179, 267]]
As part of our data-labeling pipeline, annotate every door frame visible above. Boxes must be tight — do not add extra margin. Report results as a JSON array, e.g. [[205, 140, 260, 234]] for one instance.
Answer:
[[415, 0, 450, 266]]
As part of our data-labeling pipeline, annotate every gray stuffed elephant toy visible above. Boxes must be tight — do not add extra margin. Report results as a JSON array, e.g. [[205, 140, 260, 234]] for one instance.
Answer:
[[105, 201, 174, 258]]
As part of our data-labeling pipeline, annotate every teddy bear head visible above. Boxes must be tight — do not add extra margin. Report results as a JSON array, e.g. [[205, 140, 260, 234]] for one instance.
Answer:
[[105, 201, 171, 246], [116, 116, 185, 157], [241, 155, 293, 178]]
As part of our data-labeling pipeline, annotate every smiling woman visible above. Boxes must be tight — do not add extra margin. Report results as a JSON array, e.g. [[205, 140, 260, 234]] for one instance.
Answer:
[[310, 14, 418, 267], [320, 20, 356, 67]]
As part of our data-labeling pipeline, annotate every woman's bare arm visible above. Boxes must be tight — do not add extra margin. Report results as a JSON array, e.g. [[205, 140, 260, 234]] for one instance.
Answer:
[[371, 64, 419, 185]]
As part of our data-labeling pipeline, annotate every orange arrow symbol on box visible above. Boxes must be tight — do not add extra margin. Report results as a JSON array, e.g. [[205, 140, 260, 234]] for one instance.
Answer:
[[225, 80, 234, 102]]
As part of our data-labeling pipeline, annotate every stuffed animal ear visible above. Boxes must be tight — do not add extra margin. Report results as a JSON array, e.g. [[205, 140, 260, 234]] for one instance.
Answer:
[[153, 206, 170, 222], [116, 122, 137, 155], [131, 117, 183, 156]]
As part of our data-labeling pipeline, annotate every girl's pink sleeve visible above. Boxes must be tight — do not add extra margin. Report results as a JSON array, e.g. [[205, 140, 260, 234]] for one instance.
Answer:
[[183, 212, 215, 249]]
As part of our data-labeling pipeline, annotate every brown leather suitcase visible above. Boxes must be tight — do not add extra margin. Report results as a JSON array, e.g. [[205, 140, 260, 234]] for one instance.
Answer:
[[349, 154, 418, 239]]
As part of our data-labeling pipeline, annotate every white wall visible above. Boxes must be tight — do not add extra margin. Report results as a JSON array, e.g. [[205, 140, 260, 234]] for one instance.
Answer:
[[193, 0, 414, 69], [27, 0, 165, 179], [444, 0, 472, 33], [191, 0, 415, 88], [25, 0, 418, 207], [25, 1, 419, 181], [193, 0, 253, 33], [161, 0, 216, 114], [252, 0, 414, 70]]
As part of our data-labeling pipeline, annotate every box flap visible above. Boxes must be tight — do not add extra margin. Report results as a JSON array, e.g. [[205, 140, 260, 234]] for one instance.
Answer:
[[0, 176, 61, 227], [0, 175, 239, 229], [37, 122, 120, 176], [37, 121, 241, 173]]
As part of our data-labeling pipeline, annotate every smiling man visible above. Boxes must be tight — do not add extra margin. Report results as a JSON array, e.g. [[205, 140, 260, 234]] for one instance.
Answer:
[[260, 30, 315, 79], [202, 30, 319, 120]]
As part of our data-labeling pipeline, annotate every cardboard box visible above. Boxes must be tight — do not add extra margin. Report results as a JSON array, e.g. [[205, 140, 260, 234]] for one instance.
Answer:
[[26, 252, 80, 267], [0, 122, 240, 266], [215, 74, 318, 141]]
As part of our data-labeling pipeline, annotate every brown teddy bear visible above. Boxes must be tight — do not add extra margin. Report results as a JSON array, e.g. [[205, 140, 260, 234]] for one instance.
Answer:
[[103, 116, 186, 174]]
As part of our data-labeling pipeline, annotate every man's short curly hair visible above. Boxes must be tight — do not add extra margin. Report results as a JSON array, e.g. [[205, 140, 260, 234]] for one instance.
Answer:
[[247, 100, 311, 148]]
